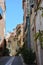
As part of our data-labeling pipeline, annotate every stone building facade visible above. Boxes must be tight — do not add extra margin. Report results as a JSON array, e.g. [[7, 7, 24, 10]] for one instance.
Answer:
[[0, 0, 5, 46], [16, 24, 24, 48], [30, 0, 43, 65], [22, 0, 31, 48]]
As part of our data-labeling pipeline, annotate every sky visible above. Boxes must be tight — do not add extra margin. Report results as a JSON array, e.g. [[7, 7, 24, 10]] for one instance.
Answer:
[[6, 0, 23, 33]]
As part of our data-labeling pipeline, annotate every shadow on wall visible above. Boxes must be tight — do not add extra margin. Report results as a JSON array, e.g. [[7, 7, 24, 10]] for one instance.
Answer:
[[0, 39, 10, 56]]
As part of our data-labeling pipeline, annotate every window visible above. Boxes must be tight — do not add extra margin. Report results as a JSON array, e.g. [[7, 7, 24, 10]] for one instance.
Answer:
[[8, 40, 11, 43], [40, 31, 43, 49], [0, 14, 2, 20], [30, 0, 34, 8], [8, 40, 11, 48], [8, 44, 10, 47], [32, 27, 34, 31], [0, 7, 3, 14], [27, 0, 30, 15], [0, 7, 3, 20], [0, 37, 2, 41], [26, 0, 29, 3], [30, 0, 34, 4], [17, 39, 21, 46], [31, 4, 34, 8], [30, 4, 34, 14], [26, 16, 30, 26], [17, 30, 21, 36], [27, 2, 29, 7], [23, 0, 26, 2], [13, 38, 16, 41], [27, 8, 30, 15]]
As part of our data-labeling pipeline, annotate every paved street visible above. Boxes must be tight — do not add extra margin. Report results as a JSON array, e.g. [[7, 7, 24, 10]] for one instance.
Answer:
[[0, 56, 23, 65], [5, 57, 14, 65], [0, 56, 11, 65]]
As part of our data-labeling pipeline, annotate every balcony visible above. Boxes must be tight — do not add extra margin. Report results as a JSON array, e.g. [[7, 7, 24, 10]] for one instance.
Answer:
[[17, 30, 21, 37], [16, 24, 21, 32]]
